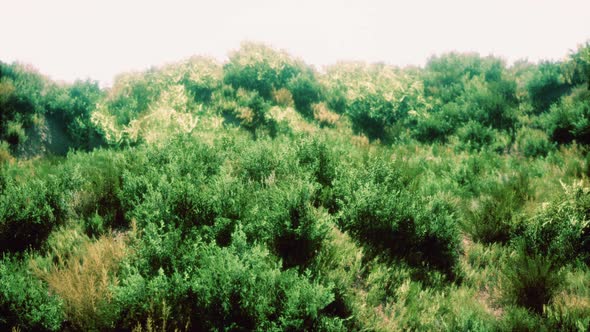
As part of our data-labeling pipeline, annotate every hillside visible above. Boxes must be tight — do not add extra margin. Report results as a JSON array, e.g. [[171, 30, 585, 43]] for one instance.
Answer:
[[0, 41, 589, 331]]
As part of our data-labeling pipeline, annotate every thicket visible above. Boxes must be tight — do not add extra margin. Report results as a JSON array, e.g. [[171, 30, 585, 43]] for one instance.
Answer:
[[1, 41, 589, 331]]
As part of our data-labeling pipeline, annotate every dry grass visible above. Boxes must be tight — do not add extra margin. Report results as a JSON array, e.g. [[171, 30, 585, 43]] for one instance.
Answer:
[[272, 88, 294, 107], [312, 102, 340, 127], [0, 141, 13, 164], [33, 232, 128, 330], [236, 106, 254, 124]]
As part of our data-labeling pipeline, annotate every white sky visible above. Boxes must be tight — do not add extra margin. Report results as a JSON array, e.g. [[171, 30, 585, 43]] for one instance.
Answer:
[[1, 0, 589, 86]]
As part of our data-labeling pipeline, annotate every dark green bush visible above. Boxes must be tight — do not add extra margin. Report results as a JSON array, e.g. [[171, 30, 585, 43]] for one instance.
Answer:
[[288, 74, 323, 118], [263, 184, 328, 269], [325, 86, 347, 114], [218, 88, 278, 138], [0, 175, 67, 252], [115, 229, 341, 331], [503, 245, 562, 314], [526, 61, 572, 114], [347, 93, 395, 141], [60, 150, 126, 236], [0, 255, 64, 331], [338, 160, 460, 274], [296, 137, 336, 188], [45, 80, 106, 150], [106, 72, 161, 126], [223, 43, 302, 100], [412, 111, 454, 143], [542, 91, 590, 145]]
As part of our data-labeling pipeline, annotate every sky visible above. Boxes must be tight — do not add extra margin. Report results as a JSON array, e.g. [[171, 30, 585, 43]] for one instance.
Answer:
[[1, 0, 589, 86]]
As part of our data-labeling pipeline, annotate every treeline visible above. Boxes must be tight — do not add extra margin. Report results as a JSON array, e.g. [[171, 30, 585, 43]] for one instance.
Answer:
[[2, 41, 589, 156]]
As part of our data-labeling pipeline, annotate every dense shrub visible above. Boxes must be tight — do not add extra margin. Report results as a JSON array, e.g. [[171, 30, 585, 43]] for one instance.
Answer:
[[502, 245, 562, 314], [463, 170, 532, 244], [296, 137, 336, 188], [542, 89, 590, 144], [104, 71, 161, 126], [411, 109, 455, 143], [0, 255, 64, 331], [347, 93, 394, 141], [456, 121, 496, 152], [218, 88, 278, 138], [526, 61, 572, 114], [0, 175, 67, 252], [338, 159, 460, 274], [261, 184, 329, 269], [2, 41, 590, 332], [115, 229, 342, 331], [288, 74, 323, 118], [520, 180, 590, 265], [45, 80, 106, 150], [223, 42, 303, 100], [516, 127, 554, 157], [60, 150, 127, 236]]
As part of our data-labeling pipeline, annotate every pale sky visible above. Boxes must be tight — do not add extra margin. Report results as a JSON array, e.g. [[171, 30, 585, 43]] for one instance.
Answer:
[[1, 0, 589, 86]]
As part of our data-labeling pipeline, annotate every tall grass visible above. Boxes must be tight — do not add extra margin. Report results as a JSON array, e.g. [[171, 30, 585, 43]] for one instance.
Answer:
[[33, 230, 128, 330]]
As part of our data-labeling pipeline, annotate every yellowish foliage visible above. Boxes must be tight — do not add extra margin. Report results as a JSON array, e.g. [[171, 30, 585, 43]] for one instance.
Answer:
[[33, 231, 128, 330], [272, 88, 294, 107], [236, 106, 254, 124], [312, 102, 340, 127]]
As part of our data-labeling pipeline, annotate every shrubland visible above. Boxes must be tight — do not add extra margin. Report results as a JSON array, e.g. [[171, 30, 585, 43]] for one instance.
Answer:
[[1, 40, 590, 331]]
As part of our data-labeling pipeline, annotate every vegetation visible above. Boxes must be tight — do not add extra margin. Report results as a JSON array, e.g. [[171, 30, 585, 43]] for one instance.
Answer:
[[1, 40, 590, 331]]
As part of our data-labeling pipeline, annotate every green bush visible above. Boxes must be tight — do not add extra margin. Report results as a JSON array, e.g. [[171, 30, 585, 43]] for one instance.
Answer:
[[542, 91, 590, 145], [265, 184, 328, 269], [60, 150, 126, 236], [218, 88, 278, 138], [456, 121, 496, 152], [347, 93, 394, 141], [463, 170, 531, 244], [5, 120, 27, 146], [0, 175, 67, 252], [526, 61, 571, 114], [520, 180, 590, 265], [0, 255, 64, 331], [288, 74, 323, 118], [45, 80, 106, 150], [516, 127, 554, 158], [296, 137, 336, 188], [338, 159, 460, 275], [115, 229, 341, 331], [412, 111, 454, 143], [223, 42, 303, 100], [502, 245, 562, 314]]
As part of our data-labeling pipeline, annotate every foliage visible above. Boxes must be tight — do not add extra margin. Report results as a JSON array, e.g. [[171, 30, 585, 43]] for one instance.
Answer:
[[0, 255, 64, 331], [288, 73, 323, 118], [542, 88, 590, 144], [516, 127, 554, 158], [526, 61, 571, 114], [33, 228, 127, 331], [521, 180, 590, 265], [337, 157, 461, 275], [502, 245, 562, 314], [2, 40, 590, 331], [223, 42, 304, 100], [462, 169, 532, 244], [0, 174, 67, 252]]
